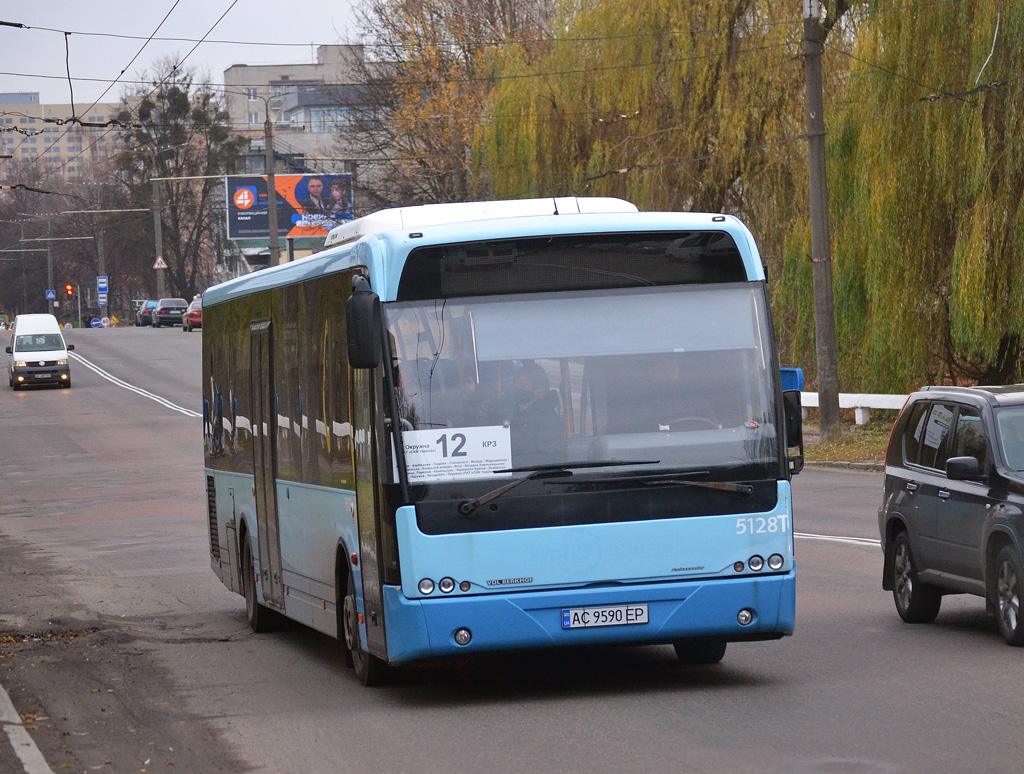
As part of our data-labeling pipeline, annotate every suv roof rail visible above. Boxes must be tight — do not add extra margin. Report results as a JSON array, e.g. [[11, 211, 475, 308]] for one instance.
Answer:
[[917, 384, 1016, 406]]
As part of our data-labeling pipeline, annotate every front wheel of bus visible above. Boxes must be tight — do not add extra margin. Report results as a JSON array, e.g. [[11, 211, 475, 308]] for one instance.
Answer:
[[673, 639, 727, 665], [344, 566, 390, 686], [241, 538, 282, 633]]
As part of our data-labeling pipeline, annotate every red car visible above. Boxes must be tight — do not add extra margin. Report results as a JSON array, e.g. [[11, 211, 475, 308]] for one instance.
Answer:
[[182, 296, 202, 332]]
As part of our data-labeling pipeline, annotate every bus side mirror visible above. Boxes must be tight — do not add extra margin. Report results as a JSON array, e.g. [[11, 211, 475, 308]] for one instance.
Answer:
[[783, 389, 804, 475], [347, 280, 382, 369]]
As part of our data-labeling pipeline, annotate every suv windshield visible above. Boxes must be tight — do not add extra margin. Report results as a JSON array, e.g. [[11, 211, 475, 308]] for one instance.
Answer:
[[384, 283, 779, 485], [15, 333, 64, 352]]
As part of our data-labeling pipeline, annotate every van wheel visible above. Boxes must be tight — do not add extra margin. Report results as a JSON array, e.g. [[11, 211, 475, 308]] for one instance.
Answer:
[[995, 546, 1024, 646], [241, 538, 282, 633], [343, 564, 391, 686], [891, 532, 941, 623], [673, 639, 727, 665]]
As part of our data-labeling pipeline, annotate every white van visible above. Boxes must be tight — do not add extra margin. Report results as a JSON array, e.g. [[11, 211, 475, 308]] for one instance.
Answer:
[[5, 314, 74, 390]]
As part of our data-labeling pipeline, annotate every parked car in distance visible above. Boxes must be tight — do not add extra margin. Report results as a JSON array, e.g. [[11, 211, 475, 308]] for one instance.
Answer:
[[152, 298, 188, 327], [880, 385, 1024, 646], [182, 296, 202, 332], [136, 300, 158, 326]]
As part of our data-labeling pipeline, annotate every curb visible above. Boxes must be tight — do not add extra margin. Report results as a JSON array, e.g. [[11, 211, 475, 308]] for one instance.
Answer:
[[805, 461, 884, 472]]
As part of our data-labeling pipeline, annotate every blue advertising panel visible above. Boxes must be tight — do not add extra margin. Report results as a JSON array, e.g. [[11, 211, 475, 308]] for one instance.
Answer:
[[225, 174, 354, 240]]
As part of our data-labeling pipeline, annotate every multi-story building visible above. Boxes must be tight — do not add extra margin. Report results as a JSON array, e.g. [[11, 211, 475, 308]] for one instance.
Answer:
[[0, 93, 125, 180], [223, 45, 382, 186]]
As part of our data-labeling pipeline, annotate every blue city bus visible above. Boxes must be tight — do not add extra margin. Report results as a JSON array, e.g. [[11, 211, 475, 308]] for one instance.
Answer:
[[202, 197, 803, 685]]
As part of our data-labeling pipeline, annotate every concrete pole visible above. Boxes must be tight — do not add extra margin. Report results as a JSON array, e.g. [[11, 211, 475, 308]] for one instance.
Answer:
[[802, 1, 841, 442], [152, 179, 166, 298], [265, 111, 281, 266], [46, 219, 53, 297]]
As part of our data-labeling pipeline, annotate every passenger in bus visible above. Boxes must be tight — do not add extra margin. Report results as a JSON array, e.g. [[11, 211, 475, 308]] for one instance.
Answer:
[[510, 362, 564, 465]]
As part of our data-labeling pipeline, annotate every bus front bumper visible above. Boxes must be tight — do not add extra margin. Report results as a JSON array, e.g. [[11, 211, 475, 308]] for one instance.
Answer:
[[380, 571, 795, 664]]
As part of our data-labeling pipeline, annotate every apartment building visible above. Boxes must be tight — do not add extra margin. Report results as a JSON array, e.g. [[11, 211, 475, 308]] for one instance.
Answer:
[[0, 93, 125, 180], [223, 45, 381, 181]]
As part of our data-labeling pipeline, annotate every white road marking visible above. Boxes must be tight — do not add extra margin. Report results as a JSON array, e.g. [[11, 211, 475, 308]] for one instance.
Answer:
[[795, 531, 880, 547], [0, 681, 55, 774], [69, 353, 201, 418]]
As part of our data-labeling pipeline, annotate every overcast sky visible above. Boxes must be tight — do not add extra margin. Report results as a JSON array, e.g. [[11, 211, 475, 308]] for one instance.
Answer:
[[1, 0, 361, 106]]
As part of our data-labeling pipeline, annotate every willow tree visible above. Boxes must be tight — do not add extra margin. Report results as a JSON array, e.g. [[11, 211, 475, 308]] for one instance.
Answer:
[[787, 2, 1024, 391], [482, 3, 824, 253]]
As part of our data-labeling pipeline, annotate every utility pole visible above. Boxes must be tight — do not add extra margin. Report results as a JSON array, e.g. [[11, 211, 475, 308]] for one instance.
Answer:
[[265, 107, 281, 266], [46, 219, 53, 296], [152, 179, 166, 298], [802, 0, 841, 442]]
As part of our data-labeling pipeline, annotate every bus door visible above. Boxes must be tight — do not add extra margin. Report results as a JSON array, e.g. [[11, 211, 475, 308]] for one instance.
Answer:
[[250, 320, 285, 610], [351, 365, 388, 659]]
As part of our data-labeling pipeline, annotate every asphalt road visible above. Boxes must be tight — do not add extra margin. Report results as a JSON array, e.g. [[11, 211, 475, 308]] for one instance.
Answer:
[[1, 327, 1022, 774]]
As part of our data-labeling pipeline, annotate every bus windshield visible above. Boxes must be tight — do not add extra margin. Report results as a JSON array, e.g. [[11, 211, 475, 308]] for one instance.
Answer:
[[385, 283, 779, 485]]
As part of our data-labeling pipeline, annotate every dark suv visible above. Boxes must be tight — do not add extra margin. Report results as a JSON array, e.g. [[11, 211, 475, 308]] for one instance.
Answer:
[[880, 385, 1024, 645]]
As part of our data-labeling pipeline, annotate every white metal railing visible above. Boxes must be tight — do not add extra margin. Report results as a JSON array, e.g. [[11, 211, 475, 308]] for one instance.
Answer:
[[800, 392, 908, 425]]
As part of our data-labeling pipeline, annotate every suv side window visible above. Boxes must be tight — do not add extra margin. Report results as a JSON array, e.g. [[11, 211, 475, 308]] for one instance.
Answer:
[[950, 406, 989, 469], [903, 401, 930, 464], [919, 402, 955, 470]]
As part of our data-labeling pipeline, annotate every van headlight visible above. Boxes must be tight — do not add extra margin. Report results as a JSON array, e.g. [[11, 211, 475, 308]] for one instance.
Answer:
[[57, 359, 67, 366], [15, 361, 26, 367]]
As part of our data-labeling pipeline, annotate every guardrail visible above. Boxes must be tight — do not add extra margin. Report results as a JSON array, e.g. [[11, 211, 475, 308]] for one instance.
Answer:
[[799, 392, 908, 425]]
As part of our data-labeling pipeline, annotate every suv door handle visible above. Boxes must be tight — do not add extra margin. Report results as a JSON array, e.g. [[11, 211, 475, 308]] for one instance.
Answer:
[[905, 482, 919, 493], [938, 489, 951, 500]]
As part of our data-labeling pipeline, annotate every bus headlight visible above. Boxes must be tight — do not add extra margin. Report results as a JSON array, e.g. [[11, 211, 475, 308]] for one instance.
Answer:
[[438, 577, 455, 593], [737, 609, 754, 626], [767, 554, 785, 571], [747, 555, 764, 572], [418, 578, 435, 595], [454, 628, 472, 646]]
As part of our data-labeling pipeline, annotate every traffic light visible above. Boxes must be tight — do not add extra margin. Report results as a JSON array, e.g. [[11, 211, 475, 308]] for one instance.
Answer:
[[65, 283, 74, 297]]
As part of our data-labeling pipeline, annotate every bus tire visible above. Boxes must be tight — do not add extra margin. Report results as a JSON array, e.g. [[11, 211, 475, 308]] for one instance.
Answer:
[[673, 639, 727, 665], [241, 537, 282, 633], [343, 564, 390, 686]]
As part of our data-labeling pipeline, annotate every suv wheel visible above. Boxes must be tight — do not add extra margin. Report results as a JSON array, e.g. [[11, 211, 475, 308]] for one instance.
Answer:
[[995, 546, 1024, 646], [891, 531, 942, 623]]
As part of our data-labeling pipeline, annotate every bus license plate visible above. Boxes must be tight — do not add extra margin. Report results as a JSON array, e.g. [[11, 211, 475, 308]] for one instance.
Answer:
[[561, 603, 649, 629]]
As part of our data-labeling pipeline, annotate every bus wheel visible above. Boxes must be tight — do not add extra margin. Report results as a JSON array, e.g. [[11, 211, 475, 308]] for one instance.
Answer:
[[343, 565, 390, 686], [673, 639, 727, 665], [241, 538, 281, 633]]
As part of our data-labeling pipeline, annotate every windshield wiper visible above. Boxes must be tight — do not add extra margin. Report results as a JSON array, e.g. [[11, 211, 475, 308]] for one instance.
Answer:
[[583, 467, 754, 495], [457, 459, 660, 517]]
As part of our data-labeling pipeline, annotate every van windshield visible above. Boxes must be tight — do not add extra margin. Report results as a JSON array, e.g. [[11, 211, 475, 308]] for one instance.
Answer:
[[16, 334, 64, 352]]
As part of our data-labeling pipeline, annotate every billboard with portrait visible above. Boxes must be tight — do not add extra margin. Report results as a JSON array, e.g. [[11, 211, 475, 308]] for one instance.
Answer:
[[226, 173, 353, 240]]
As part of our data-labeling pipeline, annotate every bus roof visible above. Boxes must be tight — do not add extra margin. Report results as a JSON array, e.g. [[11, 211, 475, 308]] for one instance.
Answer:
[[324, 197, 639, 247], [204, 203, 764, 308]]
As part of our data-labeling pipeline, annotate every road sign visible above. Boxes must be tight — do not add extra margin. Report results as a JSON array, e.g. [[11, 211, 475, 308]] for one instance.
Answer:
[[98, 292, 108, 307], [97, 276, 108, 293], [45, 289, 56, 300], [90, 318, 101, 328], [153, 256, 168, 270], [63, 323, 72, 330], [100, 317, 110, 328]]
